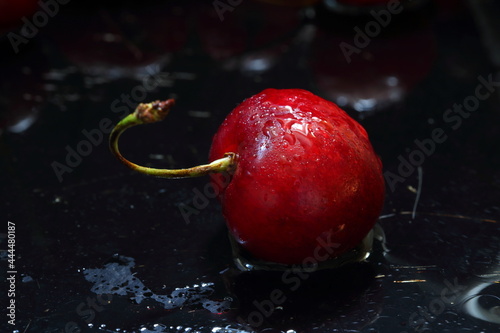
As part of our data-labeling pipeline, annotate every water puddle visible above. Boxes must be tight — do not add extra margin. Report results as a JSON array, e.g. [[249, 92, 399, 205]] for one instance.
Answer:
[[83, 255, 230, 314]]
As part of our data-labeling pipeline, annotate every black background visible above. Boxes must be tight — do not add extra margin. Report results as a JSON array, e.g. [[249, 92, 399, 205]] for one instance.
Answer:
[[1, 0, 499, 332]]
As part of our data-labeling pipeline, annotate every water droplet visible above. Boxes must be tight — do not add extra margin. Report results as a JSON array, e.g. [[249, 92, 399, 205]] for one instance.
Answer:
[[22, 275, 33, 283]]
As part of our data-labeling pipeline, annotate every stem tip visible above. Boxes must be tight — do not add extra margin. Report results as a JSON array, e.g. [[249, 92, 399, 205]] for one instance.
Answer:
[[135, 99, 175, 124]]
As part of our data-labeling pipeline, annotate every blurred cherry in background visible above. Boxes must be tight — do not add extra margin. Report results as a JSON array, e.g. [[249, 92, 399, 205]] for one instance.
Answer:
[[0, 0, 39, 32], [310, 6, 437, 115], [197, 0, 308, 73], [47, 2, 189, 79]]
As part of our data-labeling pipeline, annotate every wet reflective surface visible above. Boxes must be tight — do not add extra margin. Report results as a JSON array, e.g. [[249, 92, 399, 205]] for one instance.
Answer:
[[1, 0, 499, 332]]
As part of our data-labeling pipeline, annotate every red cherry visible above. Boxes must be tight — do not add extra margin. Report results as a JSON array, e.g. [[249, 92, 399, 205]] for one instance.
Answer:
[[208, 89, 385, 264], [109, 89, 385, 266]]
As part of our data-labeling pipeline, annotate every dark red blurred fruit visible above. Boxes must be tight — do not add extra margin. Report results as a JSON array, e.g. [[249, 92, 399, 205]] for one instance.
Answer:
[[0, 0, 39, 31]]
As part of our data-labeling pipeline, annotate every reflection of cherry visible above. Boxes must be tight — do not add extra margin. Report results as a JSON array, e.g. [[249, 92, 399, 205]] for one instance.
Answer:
[[109, 89, 385, 265], [310, 25, 436, 113], [225, 263, 382, 330]]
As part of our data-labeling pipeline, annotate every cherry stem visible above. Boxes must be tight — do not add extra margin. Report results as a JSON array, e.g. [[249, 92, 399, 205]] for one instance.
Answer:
[[109, 99, 236, 178]]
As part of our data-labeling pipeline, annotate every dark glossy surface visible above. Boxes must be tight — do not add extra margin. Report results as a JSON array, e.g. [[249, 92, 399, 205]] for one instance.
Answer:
[[1, 1, 499, 332]]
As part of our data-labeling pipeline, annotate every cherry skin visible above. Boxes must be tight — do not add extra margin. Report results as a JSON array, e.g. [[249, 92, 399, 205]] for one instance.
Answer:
[[209, 89, 385, 264]]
